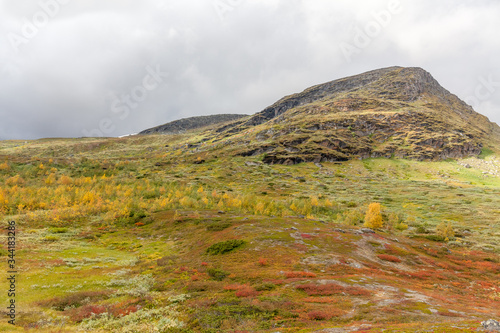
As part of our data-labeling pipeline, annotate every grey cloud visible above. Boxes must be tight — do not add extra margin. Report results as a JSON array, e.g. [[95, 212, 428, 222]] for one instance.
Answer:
[[0, 0, 499, 140]]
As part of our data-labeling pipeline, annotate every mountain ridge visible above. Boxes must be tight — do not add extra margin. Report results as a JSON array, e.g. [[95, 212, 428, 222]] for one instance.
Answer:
[[211, 67, 500, 164], [139, 114, 248, 135], [139, 67, 500, 164]]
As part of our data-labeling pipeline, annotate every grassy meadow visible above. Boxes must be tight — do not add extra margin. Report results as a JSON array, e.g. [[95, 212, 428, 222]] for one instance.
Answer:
[[0, 134, 499, 332]]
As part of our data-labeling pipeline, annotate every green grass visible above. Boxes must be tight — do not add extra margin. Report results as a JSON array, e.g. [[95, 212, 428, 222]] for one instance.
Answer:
[[479, 147, 495, 159], [0, 135, 499, 332]]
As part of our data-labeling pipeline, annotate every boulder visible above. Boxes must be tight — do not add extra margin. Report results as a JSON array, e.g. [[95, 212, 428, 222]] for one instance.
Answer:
[[482, 319, 500, 331]]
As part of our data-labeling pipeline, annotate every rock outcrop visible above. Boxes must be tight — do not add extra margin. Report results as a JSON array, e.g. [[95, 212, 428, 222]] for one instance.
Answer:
[[482, 319, 500, 331]]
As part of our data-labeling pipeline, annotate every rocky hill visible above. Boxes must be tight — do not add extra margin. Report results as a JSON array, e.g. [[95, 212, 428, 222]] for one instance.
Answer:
[[139, 114, 247, 135], [209, 67, 500, 164]]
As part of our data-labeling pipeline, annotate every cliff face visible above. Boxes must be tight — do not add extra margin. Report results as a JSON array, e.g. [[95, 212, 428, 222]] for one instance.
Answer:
[[212, 67, 500, 164]]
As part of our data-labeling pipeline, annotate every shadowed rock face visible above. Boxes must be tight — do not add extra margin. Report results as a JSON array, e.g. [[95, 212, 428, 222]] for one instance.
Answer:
[[139, 114, 248, 135], [212, 67, 500, 164]]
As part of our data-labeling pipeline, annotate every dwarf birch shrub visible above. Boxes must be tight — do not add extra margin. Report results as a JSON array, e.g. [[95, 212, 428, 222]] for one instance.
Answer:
[[364, 202, 383, 229]]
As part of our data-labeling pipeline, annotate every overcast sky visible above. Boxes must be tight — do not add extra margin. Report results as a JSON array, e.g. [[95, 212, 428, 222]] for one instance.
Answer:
[[1, 0, 499, 140]]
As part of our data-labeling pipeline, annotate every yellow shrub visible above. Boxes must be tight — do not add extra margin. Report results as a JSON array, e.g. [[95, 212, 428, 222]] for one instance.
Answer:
[[255, 202, 265, 214], [6, 175, 25, 186], [45, 173, 56, 185], [158, 198, 169, 208], [436, 222, 454, 239], [179, 196, 192, 207], [0, 162, 10, 170], [364, 203, 383, 229], [0, 188, 8, 210], [343, 209, 364, 225], [82, 191, 97, 204], [217, 200, 224, 210], [230, 198, 242, 208], [58, 175, 73, 185]]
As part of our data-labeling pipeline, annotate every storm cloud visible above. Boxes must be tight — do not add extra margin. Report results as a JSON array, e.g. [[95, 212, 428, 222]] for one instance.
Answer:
[[0, 0, 499, 139]]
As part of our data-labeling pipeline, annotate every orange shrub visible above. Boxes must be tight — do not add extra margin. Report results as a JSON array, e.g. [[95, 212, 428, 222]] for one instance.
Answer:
[[285, 271, 317, 279], [296, 283, 344, 296], [224, 284, 259, 297], [303, 297, 337, 304], [407, 270, 433, 280], [235, 286, 259, 298], [345, 286, 371, 296], [377, 254, 401, 263], [224, 284, 243, 291], [67, 305, 107, 322], [258, 258, 268, 266], [307, 309, 342, 320]]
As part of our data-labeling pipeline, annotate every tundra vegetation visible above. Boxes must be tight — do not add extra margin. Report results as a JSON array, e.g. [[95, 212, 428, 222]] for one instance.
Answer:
[[0, 133, 499, 332]]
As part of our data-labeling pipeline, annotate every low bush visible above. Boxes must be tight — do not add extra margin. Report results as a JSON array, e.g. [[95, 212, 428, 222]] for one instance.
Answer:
[[345, 286, 371, 296], [49, 227, 69, 233], [424, 235, 446, 242], [207, 268, 229, 281], [194, 303, 277, 331], [206, 222, 232, 231], [235, 286, 259, 298], [186, 281, 220, 292], [255, 283, 276, 291], [307, 309, 342, 320], [296, 283, 344, 296], [37, 290, 111, 311], [258, 258, 268, 266], [70, 304, 108, 322], [79, 306, 183, 331], [377, 254, 402, 263], [43, 235, 59, 242], [206, 240, 246, 255], [285, 271, 317, 279]]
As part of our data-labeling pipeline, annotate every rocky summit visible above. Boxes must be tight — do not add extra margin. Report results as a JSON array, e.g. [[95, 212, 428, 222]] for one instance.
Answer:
[[205, 67, 500, 164]]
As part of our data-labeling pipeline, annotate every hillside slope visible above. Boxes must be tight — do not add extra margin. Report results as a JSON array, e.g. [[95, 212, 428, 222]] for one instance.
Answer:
[[0, 135, 499, 332], [139, 114, 248, 135], [207, 67, 500, 164]]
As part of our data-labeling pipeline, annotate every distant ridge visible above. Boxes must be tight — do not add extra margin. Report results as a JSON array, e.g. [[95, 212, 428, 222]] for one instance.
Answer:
[[139, 114, 248, 135]]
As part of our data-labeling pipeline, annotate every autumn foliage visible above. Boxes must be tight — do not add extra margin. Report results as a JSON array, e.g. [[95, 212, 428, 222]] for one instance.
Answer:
[[364, 202, 383, 229]]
